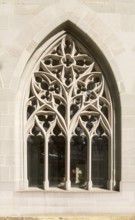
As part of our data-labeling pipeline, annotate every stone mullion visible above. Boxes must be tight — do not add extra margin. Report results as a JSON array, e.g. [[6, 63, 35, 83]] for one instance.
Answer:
[[65, 136, 71, 190], [108, 104, 114, 190], [44, 135, 49, 190], [107, 93, 113, 190], [107, 136, 113, 190], [65, 97, 71, 190], [87, 135, 92, 191]]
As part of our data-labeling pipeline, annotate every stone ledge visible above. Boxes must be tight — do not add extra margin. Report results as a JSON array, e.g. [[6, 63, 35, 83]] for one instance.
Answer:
[[0, 215, 135, 220]]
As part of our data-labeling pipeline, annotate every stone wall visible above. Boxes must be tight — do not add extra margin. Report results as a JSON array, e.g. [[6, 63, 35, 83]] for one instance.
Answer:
[[0, 0, 135, 216]]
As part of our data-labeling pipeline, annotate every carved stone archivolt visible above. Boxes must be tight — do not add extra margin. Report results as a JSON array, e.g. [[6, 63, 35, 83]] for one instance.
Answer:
[[26, 33, 112, 190]]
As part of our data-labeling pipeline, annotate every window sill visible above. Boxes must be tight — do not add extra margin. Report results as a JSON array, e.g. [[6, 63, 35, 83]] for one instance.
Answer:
[[17, 187, 118, 193]]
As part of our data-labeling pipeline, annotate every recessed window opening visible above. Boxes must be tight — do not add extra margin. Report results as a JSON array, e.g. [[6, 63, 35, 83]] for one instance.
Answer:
[[26, 32, 118, 191]]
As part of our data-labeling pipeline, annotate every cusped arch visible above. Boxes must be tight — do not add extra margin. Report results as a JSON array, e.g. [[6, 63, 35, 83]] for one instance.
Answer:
[[16, 21, 121, 191]]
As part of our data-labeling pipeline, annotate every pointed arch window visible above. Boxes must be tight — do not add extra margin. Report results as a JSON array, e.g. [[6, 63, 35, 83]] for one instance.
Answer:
[[26, 32, 117, 191]]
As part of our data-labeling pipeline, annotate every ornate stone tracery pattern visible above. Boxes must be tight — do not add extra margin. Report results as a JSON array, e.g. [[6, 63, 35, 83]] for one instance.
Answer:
[[26, 34, 112, 190]]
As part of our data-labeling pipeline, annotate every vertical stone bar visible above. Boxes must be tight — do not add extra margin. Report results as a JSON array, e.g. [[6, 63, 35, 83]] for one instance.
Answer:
[[87, 136, 92, 190], [44, 137, 49, 190], [107, 136, 113, 190], [107, 103, 113, 190], [65, 137, 71, 190]]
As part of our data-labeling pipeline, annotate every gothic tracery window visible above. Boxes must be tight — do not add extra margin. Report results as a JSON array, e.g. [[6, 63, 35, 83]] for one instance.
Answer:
[[26, 33, 113, 191]]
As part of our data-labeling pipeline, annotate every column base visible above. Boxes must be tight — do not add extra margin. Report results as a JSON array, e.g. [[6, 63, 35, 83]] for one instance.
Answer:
[[65, 180, 71, 190], [87, 180, 92, 191], [15, 179, 29, 190], [24, 179, 29, 189], [107, 180, 114, 190], [44, 180, 49, 190]]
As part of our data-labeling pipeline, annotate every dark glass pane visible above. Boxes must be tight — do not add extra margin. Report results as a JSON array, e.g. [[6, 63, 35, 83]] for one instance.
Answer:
[[27, 136, 44, 188], [70, 136, 87, 189], [92, 136, 108, 189], [57, 104, 65, 118], [27, 105, 35, 119], [70, 104, 79, 119], [49, 136, 65, 188]]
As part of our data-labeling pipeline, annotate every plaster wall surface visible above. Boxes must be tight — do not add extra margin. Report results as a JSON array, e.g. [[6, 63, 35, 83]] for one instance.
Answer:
[[0, 0, 135, 216]]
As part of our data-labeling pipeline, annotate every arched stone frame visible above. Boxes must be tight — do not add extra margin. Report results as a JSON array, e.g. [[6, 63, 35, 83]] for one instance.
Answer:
[[12, 0, 122, 191], [21, 21, 120, 191]]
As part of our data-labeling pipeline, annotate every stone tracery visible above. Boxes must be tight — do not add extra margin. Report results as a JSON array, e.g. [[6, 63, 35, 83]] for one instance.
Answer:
[[26, 34, 112, 190]]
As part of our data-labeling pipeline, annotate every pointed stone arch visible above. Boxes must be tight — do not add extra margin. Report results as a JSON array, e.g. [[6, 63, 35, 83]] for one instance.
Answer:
[[13, 1, 122, 191], [16, 21, 120, 191]]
